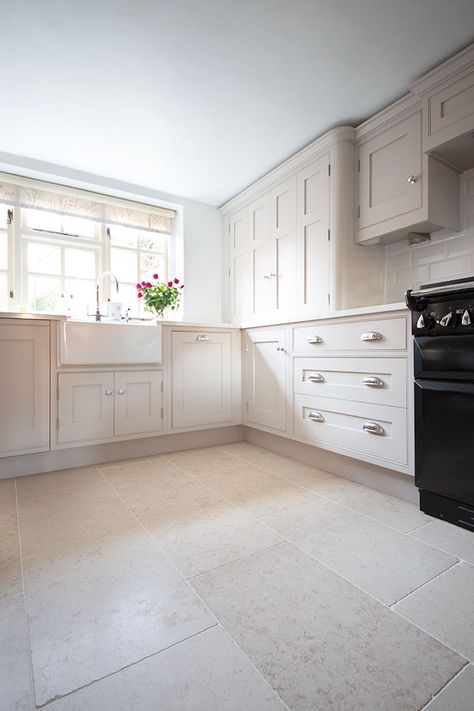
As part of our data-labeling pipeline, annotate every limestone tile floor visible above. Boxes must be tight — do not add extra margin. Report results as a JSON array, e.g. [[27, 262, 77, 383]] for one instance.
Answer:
[[2, 442, 474, 710]]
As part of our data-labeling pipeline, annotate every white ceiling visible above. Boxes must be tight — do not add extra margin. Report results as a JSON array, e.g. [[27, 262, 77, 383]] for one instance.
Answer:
[[1, 1, 474, 206]]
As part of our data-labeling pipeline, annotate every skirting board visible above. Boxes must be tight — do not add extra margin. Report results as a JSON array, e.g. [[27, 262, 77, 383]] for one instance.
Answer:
[[244, 426, 418, 505], [0, 425, 244, 479]]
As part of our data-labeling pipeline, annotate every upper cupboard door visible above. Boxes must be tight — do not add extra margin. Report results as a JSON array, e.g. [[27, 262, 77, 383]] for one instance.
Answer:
[[296, 155, 330, 314], [270, 176, 297, 314], [228, 209, 248, 323], [358, 112, 422, 231], [249, 195, 273, 317]]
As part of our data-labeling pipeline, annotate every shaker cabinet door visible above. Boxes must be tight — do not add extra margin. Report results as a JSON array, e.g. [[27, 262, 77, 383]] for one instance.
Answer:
[[270, 176, 297, 315], [358, 112, 422, 231], [0, 321, 50, 456], [57, 372, 114, 444], [114, 371, 163, 436], [244, 328, 287, 432], [228, 208, 248, 324]]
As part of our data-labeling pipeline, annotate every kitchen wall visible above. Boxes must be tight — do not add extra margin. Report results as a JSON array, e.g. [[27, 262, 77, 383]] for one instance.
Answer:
[[385, 169, 474, 302], [0, 153, 224, 323]]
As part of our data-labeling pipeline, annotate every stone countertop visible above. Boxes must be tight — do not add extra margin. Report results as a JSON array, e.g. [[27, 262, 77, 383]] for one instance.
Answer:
[[0, 311, 241, 329]]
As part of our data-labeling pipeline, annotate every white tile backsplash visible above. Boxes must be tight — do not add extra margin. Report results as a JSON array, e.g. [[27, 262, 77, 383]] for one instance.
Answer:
[[385, 169, 474, 302]]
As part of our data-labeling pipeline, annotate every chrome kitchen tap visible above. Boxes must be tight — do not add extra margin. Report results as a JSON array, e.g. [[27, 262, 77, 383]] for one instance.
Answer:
[[96, 272, 120, 321]]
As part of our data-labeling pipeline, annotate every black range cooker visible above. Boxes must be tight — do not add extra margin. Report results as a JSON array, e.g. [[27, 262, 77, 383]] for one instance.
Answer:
[[406, 277, 474, 532]]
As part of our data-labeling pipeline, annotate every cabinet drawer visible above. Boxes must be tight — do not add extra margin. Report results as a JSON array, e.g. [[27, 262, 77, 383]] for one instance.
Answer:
[[294, 394, 407, 465], [293, 357, 407, 407], [292, 317, 407, 352]]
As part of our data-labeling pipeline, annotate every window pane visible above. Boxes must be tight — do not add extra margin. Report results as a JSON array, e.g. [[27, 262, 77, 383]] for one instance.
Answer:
[[28, 275, 61, 312], [140, 232, 166, 252], [140, 253, 165, 279], [111, 247, 138, 282], [65, 278, 96, 316], [119, 283, 145, 318], [27, 242, 61, 275], [65, 248, 96, 278], [62, 215, 97, 239], [24, 208, 62, 233], [109, 225, 137, 248], [0, 230, 7, 270], [0, 272, 8, 310]]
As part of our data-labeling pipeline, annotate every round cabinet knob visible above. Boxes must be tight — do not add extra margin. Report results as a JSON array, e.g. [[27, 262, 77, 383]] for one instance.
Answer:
[[407, 175, 417, 185], [105, 389, 112, 396], [118, 388, 125, 395]]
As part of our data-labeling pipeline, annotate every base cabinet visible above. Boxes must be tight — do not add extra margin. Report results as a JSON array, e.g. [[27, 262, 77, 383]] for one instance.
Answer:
[[58, 370, 162, 444], [244, 328, 287, 432], [0, 320, 50, 456], [172, 331, 233, 429]]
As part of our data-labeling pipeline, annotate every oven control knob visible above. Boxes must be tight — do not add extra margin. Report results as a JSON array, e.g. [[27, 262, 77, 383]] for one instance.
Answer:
[[416, 312, 436, 329], [439, 311, 454, 327], [462, 309, 472, 326]]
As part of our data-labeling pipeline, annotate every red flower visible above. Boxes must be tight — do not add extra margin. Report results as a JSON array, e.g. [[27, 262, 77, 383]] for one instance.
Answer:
[[180, 284, 184, 289], [167, 281, 173, 287], [174, 278, 179, 284], [145, 282, 152, 288], [135, 283, 141, 289], [153, 273, 158, 279], [137, 292, 143, 298], [141, 281, 146, 286]]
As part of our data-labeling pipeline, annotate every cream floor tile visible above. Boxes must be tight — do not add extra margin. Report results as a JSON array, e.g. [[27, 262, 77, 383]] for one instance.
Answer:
[[0, 477, 16, 514], [47, 626, 286, 711], [303, 474, 431, 532], [409, 519, 474, 563], [217, 441, 268, 458], [261, 497, 456, 605], [100, 464, 195, 499], [192, 543, 464, 711], [127, 479, 283, 577], [97, 454, 182, 479], [165, 446, 243, 473], [0, 594, 34, 711], [193, 463, 318, 518], [230, 448, 326, 484], [424, 664, 474, 710], [394, 562, 474, 661], [0, 512, 22, 599], [18, 485, 136, 558], [24, 528, 215, 706], [16, 466, 102, 499]]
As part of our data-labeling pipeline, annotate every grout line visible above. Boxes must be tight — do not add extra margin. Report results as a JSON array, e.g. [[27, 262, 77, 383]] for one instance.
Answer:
[[185, 542, 286, 581], [417, 661, 471, 711], [390, 559, 462, 608], [36, 624, 220, 708], [13, 478, 37, 711], [98, 468, 291, 711], [406, 520, 433, 534]]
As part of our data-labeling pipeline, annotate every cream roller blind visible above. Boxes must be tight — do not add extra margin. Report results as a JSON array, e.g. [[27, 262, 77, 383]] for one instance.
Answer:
[[0, 173, 175, 234]]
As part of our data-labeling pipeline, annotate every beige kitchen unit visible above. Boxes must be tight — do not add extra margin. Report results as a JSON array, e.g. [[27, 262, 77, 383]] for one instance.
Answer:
[[0, 318, 50, 456], [242, 307, 413, 476], [355, 95, 460, 245], [411, 43, 474, 168], [222, 126, 385, 325]]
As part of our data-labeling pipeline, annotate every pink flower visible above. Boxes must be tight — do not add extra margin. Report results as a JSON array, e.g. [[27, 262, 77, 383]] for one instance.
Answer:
[[168, 281, 173, 287], [137, 292, 143, 298], [141, 281, 146, 286], [135, 283, 141, 289], [180, 284, 184, 289], [153, 273, 158, 279], [145, 282, 152, 288], [174, 278, 179, 284]]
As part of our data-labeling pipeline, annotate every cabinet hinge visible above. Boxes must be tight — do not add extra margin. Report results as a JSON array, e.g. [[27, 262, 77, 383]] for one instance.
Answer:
[[246, 402, 249, 412], [228, 223, 231, 234], [327, 229, 330, 241], [245, 342, 249, 352], [327, 164, 331, 176], [228, 268, 231, 277], [161, 381, 163, 392], [9, 290, 14, 299], [56, 386, 59, 400], [328, 293, 331, 306], [357, 159, 360, 172], [160, 407, 164, 419], [357, 206, 360, 218], [56, 417, 59, 430]]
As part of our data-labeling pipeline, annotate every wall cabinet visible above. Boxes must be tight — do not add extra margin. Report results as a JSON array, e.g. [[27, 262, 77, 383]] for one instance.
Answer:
[[356, 98, 460, 245], [57, 370, 162, 444], [171, 331, 233, 429], [0, 320, 50, 457], [243, 328, 287, 432]]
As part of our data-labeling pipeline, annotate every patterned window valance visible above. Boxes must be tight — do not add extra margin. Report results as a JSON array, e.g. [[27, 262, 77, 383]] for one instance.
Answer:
[[0, 173, 175, 234]]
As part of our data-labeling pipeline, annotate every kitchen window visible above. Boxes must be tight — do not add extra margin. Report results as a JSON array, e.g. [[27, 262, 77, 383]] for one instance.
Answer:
[[0, 174, 175, 316]]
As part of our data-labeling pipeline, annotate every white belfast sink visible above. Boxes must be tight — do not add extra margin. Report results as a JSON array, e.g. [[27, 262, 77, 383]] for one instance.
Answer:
[[58, 320, 162, 365]]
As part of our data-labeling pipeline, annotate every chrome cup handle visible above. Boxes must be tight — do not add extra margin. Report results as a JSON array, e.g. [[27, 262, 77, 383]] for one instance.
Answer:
[[363, 422, 385, 435]]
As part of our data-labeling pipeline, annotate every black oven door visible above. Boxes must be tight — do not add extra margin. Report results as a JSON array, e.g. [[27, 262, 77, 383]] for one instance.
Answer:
[[415, 379, 474, 506]]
